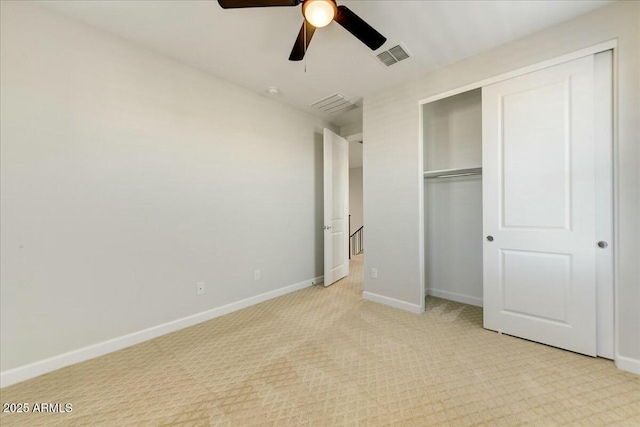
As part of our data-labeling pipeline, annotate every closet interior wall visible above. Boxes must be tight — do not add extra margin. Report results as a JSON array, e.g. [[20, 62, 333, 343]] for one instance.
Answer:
[[423, 89, 483, 307]]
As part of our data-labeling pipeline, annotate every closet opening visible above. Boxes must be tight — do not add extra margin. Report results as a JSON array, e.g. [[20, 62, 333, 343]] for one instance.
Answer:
[[418, 48, 615, 360], [422, 88, 483, 308]]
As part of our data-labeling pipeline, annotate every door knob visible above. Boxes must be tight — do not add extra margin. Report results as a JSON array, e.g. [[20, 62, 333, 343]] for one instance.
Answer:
[[597, 241, 608, 249], [486, 236, 494, 242]]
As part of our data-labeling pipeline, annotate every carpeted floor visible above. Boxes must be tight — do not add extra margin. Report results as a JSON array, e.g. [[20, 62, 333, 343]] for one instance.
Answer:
[[1, 254, 639, 426]]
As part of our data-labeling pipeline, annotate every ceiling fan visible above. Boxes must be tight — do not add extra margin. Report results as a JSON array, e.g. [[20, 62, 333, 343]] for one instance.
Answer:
[[217, 0, 387, 61]]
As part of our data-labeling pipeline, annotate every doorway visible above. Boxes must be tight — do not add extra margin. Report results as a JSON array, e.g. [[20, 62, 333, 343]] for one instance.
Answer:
[[322, 128, 365, 289], [348, 136, 364, 261]]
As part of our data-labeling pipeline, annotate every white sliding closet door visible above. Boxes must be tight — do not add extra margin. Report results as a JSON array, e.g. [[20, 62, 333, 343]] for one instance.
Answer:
[[482, 55, 598, 356]]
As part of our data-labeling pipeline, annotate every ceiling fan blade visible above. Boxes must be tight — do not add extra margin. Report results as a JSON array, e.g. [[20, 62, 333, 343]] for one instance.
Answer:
[[289, 20, 316, 61], [218, 0, 300, 8], [334, 5, 386, 51]]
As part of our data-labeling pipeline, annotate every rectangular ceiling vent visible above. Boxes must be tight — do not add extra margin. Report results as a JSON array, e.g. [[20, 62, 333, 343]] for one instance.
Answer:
[[311, 93, 355, 115], [375, 43, 412, 67]]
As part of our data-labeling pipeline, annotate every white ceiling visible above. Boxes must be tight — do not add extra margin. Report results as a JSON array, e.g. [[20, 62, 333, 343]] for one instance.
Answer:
[[38, 0, 611, 127]]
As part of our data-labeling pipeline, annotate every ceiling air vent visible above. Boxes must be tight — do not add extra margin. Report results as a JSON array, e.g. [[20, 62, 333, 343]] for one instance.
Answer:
[[375, 43, 412, 67], [311, 93, 355, 115], [376, 51, 397, 67]]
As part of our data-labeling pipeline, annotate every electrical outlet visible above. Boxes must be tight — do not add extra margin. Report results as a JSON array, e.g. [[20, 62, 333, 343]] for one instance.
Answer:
[[196, 282, 205, 295], [254, 270, 260, 281], [371, 268, 378, 279]]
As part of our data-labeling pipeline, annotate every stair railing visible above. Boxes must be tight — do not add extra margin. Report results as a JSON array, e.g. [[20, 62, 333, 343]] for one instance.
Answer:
[[349, 226, 363, 259]]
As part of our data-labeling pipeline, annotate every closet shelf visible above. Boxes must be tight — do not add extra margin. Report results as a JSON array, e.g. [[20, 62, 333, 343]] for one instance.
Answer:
[[423, 167, 482, 179]]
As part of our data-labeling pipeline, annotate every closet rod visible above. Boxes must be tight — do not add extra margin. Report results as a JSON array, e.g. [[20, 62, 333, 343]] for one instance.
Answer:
[[423, 167, 482, 179], [427, 172, 481, 179]]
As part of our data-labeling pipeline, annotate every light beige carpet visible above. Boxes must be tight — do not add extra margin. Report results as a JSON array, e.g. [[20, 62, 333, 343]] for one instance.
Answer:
[[1, 254, 639, 426]]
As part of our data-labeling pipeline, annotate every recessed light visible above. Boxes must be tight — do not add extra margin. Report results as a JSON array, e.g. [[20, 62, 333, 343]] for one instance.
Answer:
[[266, 86, 280, 95]]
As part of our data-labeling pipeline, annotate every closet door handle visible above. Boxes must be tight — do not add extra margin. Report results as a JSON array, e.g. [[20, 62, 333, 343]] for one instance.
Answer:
[[486, 235, 494, 242]]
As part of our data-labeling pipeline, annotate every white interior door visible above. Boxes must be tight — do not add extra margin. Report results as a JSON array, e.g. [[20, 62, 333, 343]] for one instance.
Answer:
[[483, 55, 598, 356], [323, 128, 349, 287]]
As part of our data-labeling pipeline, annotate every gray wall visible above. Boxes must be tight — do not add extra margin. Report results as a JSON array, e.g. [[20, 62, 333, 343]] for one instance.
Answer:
[[349, 167, 364, 233], [0, 2, 332, 372], [363, 1, 639, 371]]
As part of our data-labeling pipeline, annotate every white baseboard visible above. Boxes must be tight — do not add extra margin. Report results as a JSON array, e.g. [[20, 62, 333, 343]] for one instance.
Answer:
[[615, 355, 640, 375], [427, 288, 483, 307], [362, 291, 423, 314], [0, 275, 322, 389]]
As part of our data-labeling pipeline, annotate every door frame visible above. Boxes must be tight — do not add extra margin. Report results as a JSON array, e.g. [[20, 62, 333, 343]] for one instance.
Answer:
[[418, 40, 618, 355], [594, 50, 615, 359]]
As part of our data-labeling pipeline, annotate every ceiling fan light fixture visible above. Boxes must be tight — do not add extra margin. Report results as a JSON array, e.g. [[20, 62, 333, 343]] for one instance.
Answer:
[[303, 0, 336, 28]]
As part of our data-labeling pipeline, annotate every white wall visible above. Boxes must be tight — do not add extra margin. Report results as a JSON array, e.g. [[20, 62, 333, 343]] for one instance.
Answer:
[[425, 177, 483, 306], [348, 140, 363, 169], [0, 1, 333, 376], [363, 1, 640, 372], [349, 168, 364, 233], [423, 89, 482, 172]]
